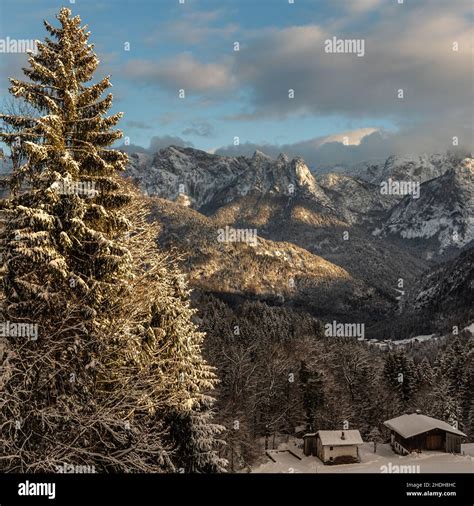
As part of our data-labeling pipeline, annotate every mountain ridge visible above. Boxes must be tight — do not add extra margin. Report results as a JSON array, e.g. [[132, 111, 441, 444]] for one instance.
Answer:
[[124, 145, 473, 338]]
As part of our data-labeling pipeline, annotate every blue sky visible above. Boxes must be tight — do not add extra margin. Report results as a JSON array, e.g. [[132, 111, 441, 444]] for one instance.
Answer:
[[0, 0, 472, 166]]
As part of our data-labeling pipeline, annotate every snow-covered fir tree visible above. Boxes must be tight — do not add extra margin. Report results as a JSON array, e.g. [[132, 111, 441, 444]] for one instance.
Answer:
[[383, 350, 419, 404], [148, 266, 226, 472], [417, 356, 435, 387], [367, 426, 383, 453], [299, 361, 324, 432], [427, 377, 461, 428], [0, 6, 131, 319], [0, 7, 225, 473]]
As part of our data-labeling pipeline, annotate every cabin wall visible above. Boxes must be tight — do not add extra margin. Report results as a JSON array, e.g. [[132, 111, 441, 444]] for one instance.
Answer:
[[318, 444, 358, 463], [392, 431, 411, 452], [425, 429, 445, 451], [316, 438, 323, 460], [391, 429, 461, 453], [446, 433, 462, 453]]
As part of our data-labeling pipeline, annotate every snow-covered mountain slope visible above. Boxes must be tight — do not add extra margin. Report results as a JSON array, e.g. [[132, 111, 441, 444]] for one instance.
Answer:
[[315, 158, 386, 177], [123, 145, 473, 334], [126, 146, 393, 225], [148, 195, 393, 321], [317, 153, 466, 186], [374, 158, 474, 254], [355, 153, 455, 184], [126, 146, 245, 208], [407, 246, 474, 328], [126, 146, 331, 210], [317, 173, 396, 222], [126, 147, 472, 259]]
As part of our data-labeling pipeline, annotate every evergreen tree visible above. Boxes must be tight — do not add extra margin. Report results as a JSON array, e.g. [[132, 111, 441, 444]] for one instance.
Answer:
[[417, 356, 435, 387], [0, 7, 130, 320], [461, 364, 474, 438], [433, 336, 473, 435], [368, 426, 383, 453], [383, 350, 418, 405], [299, 361, 324, 431], [427, 377, 461, 428], [467, 401, 474, 440], [149, 266, 227, 472], [0, 7, 136, 472], [165, 399, 227, 473], [0, 7, 225, 473]]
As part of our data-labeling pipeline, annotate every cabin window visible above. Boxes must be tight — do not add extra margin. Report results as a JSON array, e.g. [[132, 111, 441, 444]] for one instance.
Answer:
[[329, 446, 333, 451]]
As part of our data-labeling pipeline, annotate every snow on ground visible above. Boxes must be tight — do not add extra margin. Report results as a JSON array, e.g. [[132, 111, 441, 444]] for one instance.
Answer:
[[251, 440, 474, 474], [393, 334, 436, 346], [464, 322, 474, 335]]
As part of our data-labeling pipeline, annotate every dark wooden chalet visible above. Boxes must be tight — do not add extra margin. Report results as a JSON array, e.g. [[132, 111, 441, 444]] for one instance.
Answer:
[[384, 412, 466, 455]]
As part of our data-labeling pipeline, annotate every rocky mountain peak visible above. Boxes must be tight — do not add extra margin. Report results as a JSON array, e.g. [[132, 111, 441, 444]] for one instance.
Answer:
[[375, 156, 474, 254], [125, 146, 472, 255], [325, 152, 468, 186], [252, 149, 272, 162], [277, 153, 290, 164], [126, 146, 326, 209], [290, 157, 319, 194]]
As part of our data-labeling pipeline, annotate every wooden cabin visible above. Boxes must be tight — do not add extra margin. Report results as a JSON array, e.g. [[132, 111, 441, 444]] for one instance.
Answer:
[[303, 430, 363, 464], [384, 413, 466, 455]]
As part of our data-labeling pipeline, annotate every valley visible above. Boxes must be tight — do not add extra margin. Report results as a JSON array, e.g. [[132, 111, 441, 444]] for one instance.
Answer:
[[125, 146, 473, 339]]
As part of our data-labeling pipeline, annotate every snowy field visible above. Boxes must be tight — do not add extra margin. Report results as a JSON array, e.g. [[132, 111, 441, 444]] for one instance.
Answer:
[[251, 440, 474, 474]]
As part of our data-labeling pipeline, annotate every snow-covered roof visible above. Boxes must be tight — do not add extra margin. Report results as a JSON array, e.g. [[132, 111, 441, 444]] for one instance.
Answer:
[[384, 413, 466, 439], [316, 430, 363, 446]]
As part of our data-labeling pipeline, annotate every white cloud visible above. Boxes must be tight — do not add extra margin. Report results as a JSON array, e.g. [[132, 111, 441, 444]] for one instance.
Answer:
[[215, 125, 471, 167], [119, 135, 193, 154], [345, 0, 382, 13], [182, 121, 214, 137], [122, 53, 234, 93], [231, 3, 473, 124], [319, 128, 379, 146]]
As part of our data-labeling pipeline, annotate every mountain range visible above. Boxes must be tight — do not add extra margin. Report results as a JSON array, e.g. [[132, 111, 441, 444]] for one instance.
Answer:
[[126, 146, 473, 338]]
